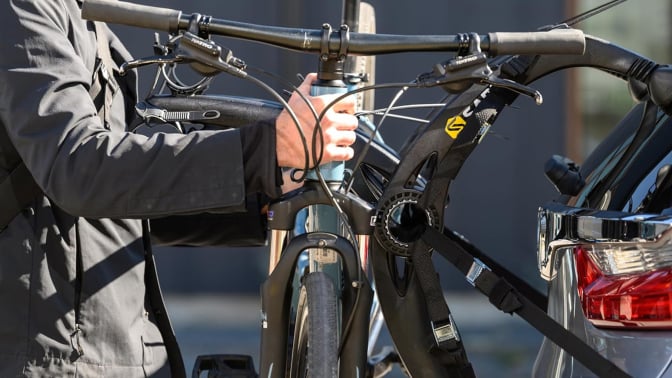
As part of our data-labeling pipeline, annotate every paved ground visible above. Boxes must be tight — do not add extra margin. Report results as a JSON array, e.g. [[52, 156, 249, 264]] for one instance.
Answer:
[[166, 292, 543, 377]]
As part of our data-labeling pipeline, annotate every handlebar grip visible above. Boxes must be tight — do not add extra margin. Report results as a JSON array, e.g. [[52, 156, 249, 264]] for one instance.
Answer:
[[488, 29, 586, 56], [81, 0, 182, 33]]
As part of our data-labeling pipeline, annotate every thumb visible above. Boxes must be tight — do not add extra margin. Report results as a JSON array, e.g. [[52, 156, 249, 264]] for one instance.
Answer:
[[296, 73, 318, 94]]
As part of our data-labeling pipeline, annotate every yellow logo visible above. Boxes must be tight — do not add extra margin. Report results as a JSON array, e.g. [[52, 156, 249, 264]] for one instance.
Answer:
[[445, 116, 466, 139]]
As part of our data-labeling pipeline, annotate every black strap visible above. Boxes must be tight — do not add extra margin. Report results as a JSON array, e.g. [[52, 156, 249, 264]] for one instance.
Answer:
[[421, 225, 632, 378], [444, 228, 548, 310], [91, 21, 119, 128], [409, 239, 475, 377], [99, 25, 185, 377], [142, 221, 187, 378]]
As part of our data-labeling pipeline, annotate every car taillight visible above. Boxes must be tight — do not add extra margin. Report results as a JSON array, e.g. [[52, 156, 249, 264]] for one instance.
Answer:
[[575, 245, 672, 329]]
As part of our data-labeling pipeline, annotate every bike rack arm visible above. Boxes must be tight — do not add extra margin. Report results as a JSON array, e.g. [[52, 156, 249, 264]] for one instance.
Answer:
[[504, 33, 672, 114], [512, 34, 657, 84]]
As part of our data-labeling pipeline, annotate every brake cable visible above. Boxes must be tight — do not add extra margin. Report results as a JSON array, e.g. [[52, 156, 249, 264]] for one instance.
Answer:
[[557, 0, 629, 27]]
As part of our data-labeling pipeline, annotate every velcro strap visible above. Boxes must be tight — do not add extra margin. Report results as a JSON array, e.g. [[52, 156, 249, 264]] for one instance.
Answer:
[[427, 344, 476, 378], [485, 276, 523, 314]]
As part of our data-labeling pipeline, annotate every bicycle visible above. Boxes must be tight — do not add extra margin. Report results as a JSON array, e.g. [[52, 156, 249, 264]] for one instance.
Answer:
[[80, 0, 669, 377]]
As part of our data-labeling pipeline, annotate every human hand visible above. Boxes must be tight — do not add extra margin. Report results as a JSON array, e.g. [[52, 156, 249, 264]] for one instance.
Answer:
[[275, 73, 358, 170]]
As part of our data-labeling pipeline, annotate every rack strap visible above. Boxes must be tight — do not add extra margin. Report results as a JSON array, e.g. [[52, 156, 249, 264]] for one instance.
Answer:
[[421, 225, 631, 378]]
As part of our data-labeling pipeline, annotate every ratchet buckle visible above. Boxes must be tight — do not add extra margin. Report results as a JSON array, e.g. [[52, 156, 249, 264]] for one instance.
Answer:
[[431, 315, 461, 346], [135, 102, 220, 123]]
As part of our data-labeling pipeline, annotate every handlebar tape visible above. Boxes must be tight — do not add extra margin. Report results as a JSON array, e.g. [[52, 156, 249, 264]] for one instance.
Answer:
[[487, 29, 585, 56], [82, 0, 182, 33]]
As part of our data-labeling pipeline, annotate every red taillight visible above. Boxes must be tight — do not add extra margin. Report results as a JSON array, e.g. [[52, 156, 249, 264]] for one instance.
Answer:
[[575, 246, 672, 329]]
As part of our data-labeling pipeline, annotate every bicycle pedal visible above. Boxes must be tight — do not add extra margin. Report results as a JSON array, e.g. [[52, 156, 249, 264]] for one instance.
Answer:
[[192, 354, 258, 378]]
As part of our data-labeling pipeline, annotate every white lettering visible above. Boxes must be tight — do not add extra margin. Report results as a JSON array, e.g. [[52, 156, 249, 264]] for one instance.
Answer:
[[462, 87, 491, 118]]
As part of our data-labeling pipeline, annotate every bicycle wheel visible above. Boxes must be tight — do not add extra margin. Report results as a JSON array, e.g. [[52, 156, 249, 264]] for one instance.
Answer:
[[289, 271, 339, 378]]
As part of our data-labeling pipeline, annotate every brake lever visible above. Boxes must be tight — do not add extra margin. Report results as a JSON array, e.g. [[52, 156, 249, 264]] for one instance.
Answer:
[[120, 55, 183, 75], [416, 32, 543, 105], [173, 32, 248, 78], [121, 32, 248, 80], [417, 53, 543, 105], [484, 76, 543, 105]]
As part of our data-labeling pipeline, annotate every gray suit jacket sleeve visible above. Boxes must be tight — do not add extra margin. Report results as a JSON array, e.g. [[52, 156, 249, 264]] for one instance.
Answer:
[[0, 0, 258, 218]]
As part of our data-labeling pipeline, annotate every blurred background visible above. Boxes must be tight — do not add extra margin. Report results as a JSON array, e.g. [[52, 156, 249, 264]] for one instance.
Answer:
[[108, 0, 672, 375]]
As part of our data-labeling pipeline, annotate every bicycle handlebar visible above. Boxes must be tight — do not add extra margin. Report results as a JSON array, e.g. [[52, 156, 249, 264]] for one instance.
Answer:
[[81, 0, 586, 56]]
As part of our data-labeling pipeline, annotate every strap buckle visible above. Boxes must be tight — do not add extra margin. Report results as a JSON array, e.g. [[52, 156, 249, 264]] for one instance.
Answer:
[[431, 315, 460, 346], [466, 258, 489, 287], [135, 102, 220, 123]]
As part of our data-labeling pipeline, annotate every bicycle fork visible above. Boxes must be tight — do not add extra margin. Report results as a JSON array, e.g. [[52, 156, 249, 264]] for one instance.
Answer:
[[261, 182, 375, 378]]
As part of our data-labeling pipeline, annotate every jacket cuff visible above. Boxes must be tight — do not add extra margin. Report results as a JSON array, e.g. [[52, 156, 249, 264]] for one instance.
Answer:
[[239, 119, 282, 198]]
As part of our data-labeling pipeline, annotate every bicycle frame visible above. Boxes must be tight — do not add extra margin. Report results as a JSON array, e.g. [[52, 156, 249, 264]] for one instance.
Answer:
[[265, 2, 377, 377], [80, 1, 671, 376], [366, 34, 667, 377]]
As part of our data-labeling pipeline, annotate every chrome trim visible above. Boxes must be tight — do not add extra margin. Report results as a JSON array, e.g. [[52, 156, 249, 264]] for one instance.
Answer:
[[356, 234, 369, 271], [268, 229, 287, 275], [431, 314, 460, 345], [537, 202, 672, 280], [465, 258, 488, 287], [368, 290, 384, 358]]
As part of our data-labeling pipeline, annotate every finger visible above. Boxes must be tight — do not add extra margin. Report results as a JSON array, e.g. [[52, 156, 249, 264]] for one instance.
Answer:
[[324, 127, 357, 147], [310, 90, 355, 112], [329, 94, 357, 114], [324, 112, 358, 131], [295, 73, 318, 95], [336, 130, 357, 147], [324, 145, 355, 161]]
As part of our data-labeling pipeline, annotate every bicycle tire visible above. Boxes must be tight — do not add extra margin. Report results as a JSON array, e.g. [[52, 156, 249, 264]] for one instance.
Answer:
[[289, 271, 339, 378]]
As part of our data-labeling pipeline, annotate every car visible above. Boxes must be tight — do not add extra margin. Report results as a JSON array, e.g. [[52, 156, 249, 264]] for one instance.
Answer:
[[534, 101, 672, 377]]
